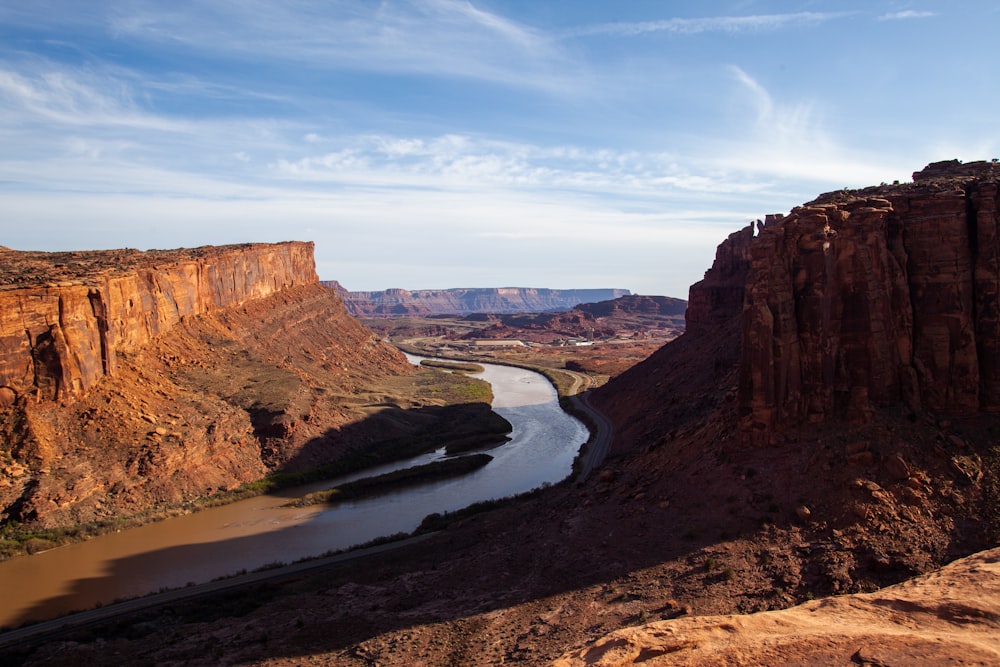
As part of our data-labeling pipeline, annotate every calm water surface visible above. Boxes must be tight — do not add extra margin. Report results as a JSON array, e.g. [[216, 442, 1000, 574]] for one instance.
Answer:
[[0, 356, 586, 627]]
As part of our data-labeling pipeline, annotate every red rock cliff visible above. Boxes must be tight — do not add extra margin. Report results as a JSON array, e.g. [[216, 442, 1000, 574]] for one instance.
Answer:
[[739, 161, 1000, 441], [0, 242, 417, 529], [685, 223, 755, 334], [0, 242, 317, 405]]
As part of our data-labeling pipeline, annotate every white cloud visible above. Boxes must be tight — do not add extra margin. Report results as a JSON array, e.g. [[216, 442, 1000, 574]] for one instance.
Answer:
[[879, 10, 936, 21], [727, 65, 828, 152], [562, 11, 849, 38], [0, 65, 191, 133], [101, 0, 577, 94]]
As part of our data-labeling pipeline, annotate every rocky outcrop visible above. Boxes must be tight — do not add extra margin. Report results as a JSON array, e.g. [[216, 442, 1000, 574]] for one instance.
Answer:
[[576, 294, 686, 319], [685, 223, 755, 334], [554, 546, 1000, 666], [322, 283, 631, 317], [740, 161, 1000, 440], [1, 243, 317, 404]]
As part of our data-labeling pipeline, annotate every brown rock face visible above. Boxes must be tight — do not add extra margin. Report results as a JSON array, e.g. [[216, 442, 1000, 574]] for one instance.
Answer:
[[685, 223, 754, 334], [739, 161, 1000, 440], [0, 242, 413, 528], [0, 242, 318, 403]]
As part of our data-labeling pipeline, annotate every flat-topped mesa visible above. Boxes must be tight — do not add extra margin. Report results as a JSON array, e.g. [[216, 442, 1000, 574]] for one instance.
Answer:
[[325, 284, 632, 317], [738, 161, 1000, 442], [0, 242, 318, 405]]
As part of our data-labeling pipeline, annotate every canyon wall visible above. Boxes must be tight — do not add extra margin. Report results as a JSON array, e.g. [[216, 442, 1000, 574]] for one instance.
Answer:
[[684, 223, 755, 334], [0, 242, 317, 405], [736, 160, 1000, 441], [0, 242, 416, 528], [322, 283, 632, 317]]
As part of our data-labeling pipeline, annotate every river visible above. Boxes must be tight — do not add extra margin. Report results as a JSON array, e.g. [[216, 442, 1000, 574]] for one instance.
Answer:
[[0, 357, 587, 628]]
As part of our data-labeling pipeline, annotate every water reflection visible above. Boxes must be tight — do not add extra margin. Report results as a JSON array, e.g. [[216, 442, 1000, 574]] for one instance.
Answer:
[[0, 357, 586, 627]]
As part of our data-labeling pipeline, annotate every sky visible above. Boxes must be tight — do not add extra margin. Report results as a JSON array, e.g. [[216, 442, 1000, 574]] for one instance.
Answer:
[[1, 1, 997, 298]]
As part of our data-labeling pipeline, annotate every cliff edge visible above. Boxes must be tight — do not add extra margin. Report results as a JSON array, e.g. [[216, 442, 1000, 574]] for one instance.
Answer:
[[0, 242, 317, 405], [0, 242, 413, 529], [740, 160, 1000, 441]]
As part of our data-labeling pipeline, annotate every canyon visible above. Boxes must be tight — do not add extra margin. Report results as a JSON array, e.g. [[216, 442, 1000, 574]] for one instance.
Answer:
[[4, 160, 1000, 666], [323, 283, 631, 317]]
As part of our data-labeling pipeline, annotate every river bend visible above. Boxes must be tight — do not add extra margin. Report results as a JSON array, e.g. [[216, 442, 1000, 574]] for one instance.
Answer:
[[0, 357, 587, 628]]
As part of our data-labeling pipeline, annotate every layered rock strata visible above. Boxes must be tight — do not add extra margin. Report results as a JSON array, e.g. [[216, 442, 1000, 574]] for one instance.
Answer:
[[732, 160, 1000, 440], [0, 242, 413, 528], [0, 242, 317, 404]]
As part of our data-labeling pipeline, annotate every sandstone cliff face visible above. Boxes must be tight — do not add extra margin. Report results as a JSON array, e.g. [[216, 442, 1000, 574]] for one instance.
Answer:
[[685, 224, 754, 334], [0, 242, 317, 405], [738, 161, 1000, 440], [0, 243, 413, 529], [322, 283, 632, 317]]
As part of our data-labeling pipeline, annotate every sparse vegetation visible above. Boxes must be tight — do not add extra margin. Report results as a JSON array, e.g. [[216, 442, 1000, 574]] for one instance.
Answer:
[[419, 359, 485, 374]]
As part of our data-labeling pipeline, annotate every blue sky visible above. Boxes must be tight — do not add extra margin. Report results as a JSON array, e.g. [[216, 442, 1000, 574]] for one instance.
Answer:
[[1, 1, 997, 297]]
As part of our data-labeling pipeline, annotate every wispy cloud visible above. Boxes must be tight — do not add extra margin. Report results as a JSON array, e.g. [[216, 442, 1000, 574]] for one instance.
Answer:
[[269, 132, 776, 203], [717, 66, 907, 186], [879, 10, 936, 21], [0, 64, 190, 132], [100, 0, 576, 93], [562, 11, 849, 38], [728, 66, 820, 147]]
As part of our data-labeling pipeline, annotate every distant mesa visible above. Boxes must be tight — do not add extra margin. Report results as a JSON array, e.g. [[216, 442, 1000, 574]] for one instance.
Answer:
[[323, 282, 632, 317]]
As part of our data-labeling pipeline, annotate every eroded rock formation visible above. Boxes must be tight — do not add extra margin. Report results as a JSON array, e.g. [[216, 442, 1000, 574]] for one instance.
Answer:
[[1, 242, 318, 404], [0, 243, 413, 528], [685, 223, 755, 334], [736, 161, 1000, 441]]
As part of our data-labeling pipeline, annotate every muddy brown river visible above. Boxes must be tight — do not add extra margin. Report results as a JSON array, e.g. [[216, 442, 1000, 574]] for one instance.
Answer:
[[0, 358, 587, 628]]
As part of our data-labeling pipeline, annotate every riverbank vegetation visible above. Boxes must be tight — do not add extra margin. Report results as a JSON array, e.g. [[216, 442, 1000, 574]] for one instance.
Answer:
[[418, 359, 485, 374]]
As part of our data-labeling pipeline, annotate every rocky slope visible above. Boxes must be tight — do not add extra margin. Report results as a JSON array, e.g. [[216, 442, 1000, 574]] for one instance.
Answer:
[[576, 294, 686, 320], [323, 283, 631, 317], [0, 243, 413, 529], [555, 546, 1000, 666]]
